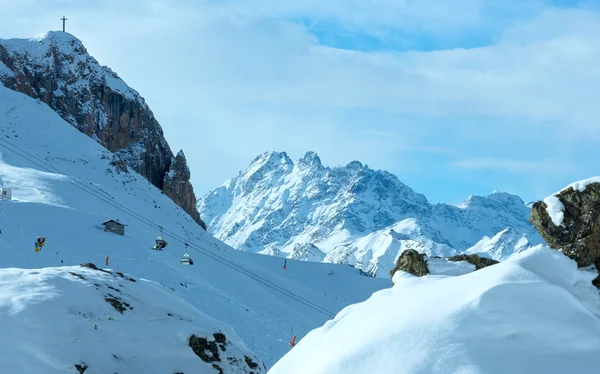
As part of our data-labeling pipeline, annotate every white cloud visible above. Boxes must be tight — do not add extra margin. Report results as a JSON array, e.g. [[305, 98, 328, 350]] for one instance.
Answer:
[[0, 0, 598, 202]]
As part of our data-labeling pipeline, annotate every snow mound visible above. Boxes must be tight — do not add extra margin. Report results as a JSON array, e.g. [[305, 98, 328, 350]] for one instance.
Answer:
[[268, 246, 600, 374], [0, 264, 264, 374], [561, 177, 600, 193], [543, 176, 600, 226]]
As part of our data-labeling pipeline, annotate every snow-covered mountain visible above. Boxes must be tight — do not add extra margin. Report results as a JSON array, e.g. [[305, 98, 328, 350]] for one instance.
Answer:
[[0, 265, 264, 374], [269, 245, 600, 374], [198, 151, 544, 277], [0, 31, 204, 227], [0, 84, 389, 370]]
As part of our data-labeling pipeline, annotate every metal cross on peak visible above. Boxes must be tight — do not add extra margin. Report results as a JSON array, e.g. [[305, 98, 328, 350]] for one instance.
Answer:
[[61, 15, 67, 32]]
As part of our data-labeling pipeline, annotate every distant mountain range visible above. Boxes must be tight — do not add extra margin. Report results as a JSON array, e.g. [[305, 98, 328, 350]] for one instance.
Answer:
[[198, 151, 545, 277]]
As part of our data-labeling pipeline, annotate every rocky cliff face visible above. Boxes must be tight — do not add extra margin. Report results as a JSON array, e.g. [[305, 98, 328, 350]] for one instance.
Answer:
[[530, 177, 600, 287], [0, 31, 204, 228], [162, 150, 205, 229]]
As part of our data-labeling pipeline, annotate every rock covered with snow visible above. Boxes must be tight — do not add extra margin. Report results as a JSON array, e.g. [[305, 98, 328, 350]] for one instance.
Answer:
[[530, 177, 600, 287], [268, 246, 600, 374], [198, 151, 543, 277], [0, 31, 204, 227], [0, 264, 264, 374]]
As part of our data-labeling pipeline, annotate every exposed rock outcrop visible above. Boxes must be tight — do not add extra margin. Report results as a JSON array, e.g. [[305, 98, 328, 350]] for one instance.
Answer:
[[0, 31, 204, 227], [163, 150, 205, 229], [530, 179, 600, 287], [390, 249, 429, 278], [447, 254, 499, 270]]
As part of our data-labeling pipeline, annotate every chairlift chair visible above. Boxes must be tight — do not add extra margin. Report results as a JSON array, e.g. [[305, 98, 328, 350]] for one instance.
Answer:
[[153, 226, 168, 250], [180, 243, 193, 265], [35, 236, 46, 253]]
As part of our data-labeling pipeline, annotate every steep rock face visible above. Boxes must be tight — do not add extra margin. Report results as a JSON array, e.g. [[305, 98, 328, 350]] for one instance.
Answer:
[[530, 178, 600, 287], [162, 150, 205, 229], [0, 31, 204, 227], [199, 151, 544, 276]]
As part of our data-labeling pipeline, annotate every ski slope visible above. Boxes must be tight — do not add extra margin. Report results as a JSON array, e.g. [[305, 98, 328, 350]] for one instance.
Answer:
[[0, 86, 389, 369], [269, 245, 600, 374]]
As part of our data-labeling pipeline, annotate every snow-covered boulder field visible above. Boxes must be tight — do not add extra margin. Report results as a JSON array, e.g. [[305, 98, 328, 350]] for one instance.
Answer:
[[0, 263, 264, 374], [268, 246, 600, 374]]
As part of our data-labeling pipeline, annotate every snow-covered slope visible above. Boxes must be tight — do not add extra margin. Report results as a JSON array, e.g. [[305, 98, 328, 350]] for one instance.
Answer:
[[0, 265, 263, 374], [198, 151, 544, 277], [465, 227, 532, 260], [268, 245, 600, 374], [0, 86, 389, 369]]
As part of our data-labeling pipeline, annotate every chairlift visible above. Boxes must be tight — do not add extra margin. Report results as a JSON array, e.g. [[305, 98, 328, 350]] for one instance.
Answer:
[[180, 243, 193, 265], [153, 225, 168, 250], [35, 236, 46, 253]]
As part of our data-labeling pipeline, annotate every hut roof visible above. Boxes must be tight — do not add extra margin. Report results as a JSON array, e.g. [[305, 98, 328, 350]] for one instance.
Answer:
[[101, 219, 127, 226]]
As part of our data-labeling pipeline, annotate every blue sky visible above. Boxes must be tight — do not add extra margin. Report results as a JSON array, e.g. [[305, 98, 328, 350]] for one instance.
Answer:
[[1, 0, 599, 205]]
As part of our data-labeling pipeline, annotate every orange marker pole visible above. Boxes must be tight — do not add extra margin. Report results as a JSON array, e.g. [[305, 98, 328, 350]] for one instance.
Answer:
[[105, 256, 109, 266]]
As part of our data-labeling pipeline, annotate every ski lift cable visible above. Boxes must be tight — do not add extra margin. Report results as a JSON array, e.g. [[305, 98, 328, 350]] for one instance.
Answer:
[[0, 138, 336, 318], [0, 138, 335, 317]]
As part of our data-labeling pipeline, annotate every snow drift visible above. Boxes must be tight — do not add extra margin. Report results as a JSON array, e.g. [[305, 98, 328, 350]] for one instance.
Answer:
[[0, 264, 264, 373], [268, 246, 600, 374]]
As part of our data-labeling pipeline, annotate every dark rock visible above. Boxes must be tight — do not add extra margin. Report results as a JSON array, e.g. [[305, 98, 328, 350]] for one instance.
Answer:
[[189, 334, 220, 363], [213, 332, 226, 344], [74, 363, 87, 373], [0, 32, 205, 227], [530, 181, 600, 287], [162, 150, 206, 229], [80, 263, 110, 273], [104, 297, 126, 313], [447, 254, 499, 270], [390, 249, 429, 279], [212, 364, 224, 374], [114, 271, 136, 282], [245, 356, 259, 369], [69, 272, 86, 280]]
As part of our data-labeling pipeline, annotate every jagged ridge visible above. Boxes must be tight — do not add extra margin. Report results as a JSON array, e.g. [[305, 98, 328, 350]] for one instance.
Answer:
[[198, 151, 544, 277]]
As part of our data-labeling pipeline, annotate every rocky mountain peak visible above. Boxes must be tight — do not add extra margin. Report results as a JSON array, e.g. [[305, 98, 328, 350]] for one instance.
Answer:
[[297, 151, 323, 169], [0, 31, 204, 227], [345, 160, 364, 170]]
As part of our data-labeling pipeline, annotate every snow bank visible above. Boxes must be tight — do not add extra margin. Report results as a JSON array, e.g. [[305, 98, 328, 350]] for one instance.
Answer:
[[562, 176, 600, 193], [268, 246, 600, 374], [544, 176, 600, 226], [0, 265, 264, 374]]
